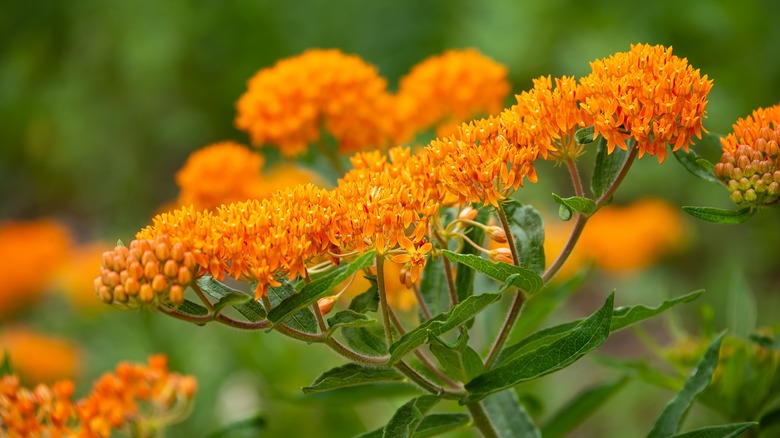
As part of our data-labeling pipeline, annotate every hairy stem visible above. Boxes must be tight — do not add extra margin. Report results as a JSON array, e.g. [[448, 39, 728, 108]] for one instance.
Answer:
[[566, 157, 584, 198], [434, 229, 459, 306], [412, 284, 432, 321], [465, 402, 500, 438]]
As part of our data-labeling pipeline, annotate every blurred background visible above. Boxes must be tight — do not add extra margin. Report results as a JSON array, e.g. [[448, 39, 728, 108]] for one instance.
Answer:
[[2, 0, 780, 436]]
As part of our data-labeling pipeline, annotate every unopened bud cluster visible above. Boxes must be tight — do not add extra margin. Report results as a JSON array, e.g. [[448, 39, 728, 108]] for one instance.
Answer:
[[94, 236, 200, 308], [714, 141, 780, 207]]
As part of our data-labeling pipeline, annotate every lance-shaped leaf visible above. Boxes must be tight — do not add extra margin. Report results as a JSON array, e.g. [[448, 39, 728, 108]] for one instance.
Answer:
[[198, 276, 265, 321], [419, 252, 450, 318], [480, 389, 541, 438], [682, 206, 755, 224], [503, 201, 546, 275], [647, 332, 726, 438], [413, 413, 470, 438], [327, 310, 375, 336], [591, 136, 630, 199], [428, 331, 483, 382], [575, 125, 595, 144], [496, 290, 703, 366], [167, 299, 209, 320], [463, 293, 614, 403], [668, 422, 757, 438], [343, 326, 388, 357], [552, 193, 598, 221], [592, 355, 683, 392], [442, 251, 543, 294], [268, 251, 375, 326], [455, 206, 491, 302], [382, 395, 440, 438], [389, 293, 501, 363], [266, 280, 318, 334], [540, 377, 629, 438], [302, 363, 404, 394], [672, 146, 722, 185]]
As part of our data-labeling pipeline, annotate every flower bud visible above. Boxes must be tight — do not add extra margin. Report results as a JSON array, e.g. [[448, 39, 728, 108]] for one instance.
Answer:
[[177, 266, 192, 286], [172, 242, 185, 262], [152, 274, 168, 293], [458, 206, 478, 221], [139, 284, 155, 303], [744, 189, 758, 203], [155, 242, 170, 261], [739, 177, 751, 191], [727, 179, 739, 192], [99, 286, 113, 303], [769, 182, 780, 196], [124, 277, 140, 296], [399, 268, 413, 289], [317, 296, 338, 315], [486, 226, 508, 243], [169, 285, 184, 306], [489, 247, 514, 264], [141, 250, 156, 266], [101, 251, 114, 269], [731, 190, 744, 204], [114, 285, 128, 303], [163, 259, 178, 278]]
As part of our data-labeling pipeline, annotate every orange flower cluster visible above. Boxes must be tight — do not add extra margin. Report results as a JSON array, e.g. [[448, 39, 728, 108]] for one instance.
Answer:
[[715, 103, 780, 206], [94, 236, 201, 309], [397, 49, 510, 137], [0, 220, 71, 319], [235, 49, 396, 156], [0, 327, 80, 384], [175, 141, 323, 210], [579, 43, 712, 161], [176, 141, 266, 210], [0, 355, 196, 438], [544, 198, 684, 277]]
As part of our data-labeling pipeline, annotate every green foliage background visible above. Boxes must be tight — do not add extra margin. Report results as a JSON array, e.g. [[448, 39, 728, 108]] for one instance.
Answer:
[[2, 1, 780, 436]]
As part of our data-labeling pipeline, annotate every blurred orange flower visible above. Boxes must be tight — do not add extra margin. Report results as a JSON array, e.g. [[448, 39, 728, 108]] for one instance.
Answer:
[[544, 198, 684, 278], [56, 241, 113, 312], [0, 219, 71, 319], [0, 326, 80, 384]]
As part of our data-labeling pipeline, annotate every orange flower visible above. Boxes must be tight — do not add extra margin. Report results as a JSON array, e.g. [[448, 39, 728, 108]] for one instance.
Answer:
[[543, 198, 684, 277], [0, 355, 196, 437], [176, 141, 265, 210], [715, 103, 780, 206], [0, 219, 71, 319], [235, 49, 397, 156], [579, 44, 713, 162], [0, 326, 80, 384], [387, 236, 433, 286], [397, 49, 510, 136]]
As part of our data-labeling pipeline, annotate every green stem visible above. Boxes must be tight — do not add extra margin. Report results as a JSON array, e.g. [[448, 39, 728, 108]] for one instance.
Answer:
[[411, 284, 432, 321], [376, 254, 394, 344], [466, 402, 500, 438], [325, 338, 390, 366], [191, 282, 215, 313], [434, 229, 459, 306], [495, 203, 520, 266], [215, 314, 270, 330], [566, 157, 584, 198], [394, 361, 463, 400]]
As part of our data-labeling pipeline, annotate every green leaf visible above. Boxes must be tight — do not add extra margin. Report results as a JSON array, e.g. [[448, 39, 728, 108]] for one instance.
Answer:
[[726, 273, 757, 338], [509, 267, 591, 343], [591, 136, 630, 199], [266, 280, 318, 334], [428, 331, 483, 382], [442, 251, 543, 294], [682, 206, 755, 224], [268, 251, 375, 326], [481, 389, 541, 438], [540, 377, 629, 438], [342, 326, 388, 357], [207, 413, 266, 438], [198, 276, 266, 322], [168, 298, 209, 319], [327, 310, 375, 335], [419, 253, 450, 318], [497, 290, 704, 365], [749, 333, 780, 350], [672, 146, 723, 185], [413, 413, 470, 437], [383, 395, 440, 438], [647, 332, 726, 438], [575, 125, 595, 144], [1, 351, 12, 376], [302, 363, 404, 394], [552, 193, 598, 220], [455, 206, 491, 302], [503, 201, 546, 275], [668, 422, 757, 438], [464, 293, 614, 403], [592, 355, 683, 392], [349, 277, 379, 313], [389, 293, 501, 363]]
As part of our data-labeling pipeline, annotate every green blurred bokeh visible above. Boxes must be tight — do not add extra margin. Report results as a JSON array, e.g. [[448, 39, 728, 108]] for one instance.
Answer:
[[3, 1, 780, 436]]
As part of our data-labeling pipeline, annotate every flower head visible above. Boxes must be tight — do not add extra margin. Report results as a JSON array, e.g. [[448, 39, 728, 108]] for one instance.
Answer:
[[397, 49, 510, 136], [579, 44, 712, 162], [714, 103, 780, 207], [235, 49, 397, 156]]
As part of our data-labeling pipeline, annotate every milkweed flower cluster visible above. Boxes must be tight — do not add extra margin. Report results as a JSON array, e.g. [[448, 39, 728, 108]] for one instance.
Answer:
[[396, 49, 510, 138], [235, 48, 510, 156], [579, 43, 713, 161], [235, 49, 397, 156], [714, 103, 780, 207], [0, 355, 196, 438]]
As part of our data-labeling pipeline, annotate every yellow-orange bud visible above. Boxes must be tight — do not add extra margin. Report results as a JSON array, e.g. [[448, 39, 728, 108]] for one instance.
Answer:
[[486, 226, 508, 244], [144, 261, 159, 281], [152, 274, 168, 293], [139, 283, 155, 303], [155, 242, 170, 261], [114, 285, 128, 303], [458, 206, 479, 221], [489, 247, 513, 264], [317, 296, 338, 315], [169, 285, 184, 306], [177, 266, 192, 286], [163, 259, 178, 278], [172, 242, 185, 262], [124, 277, 140, 296]]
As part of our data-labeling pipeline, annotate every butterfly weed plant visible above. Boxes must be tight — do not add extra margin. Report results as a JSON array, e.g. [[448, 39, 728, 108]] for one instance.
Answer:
[[50, 44, 780, 437]]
